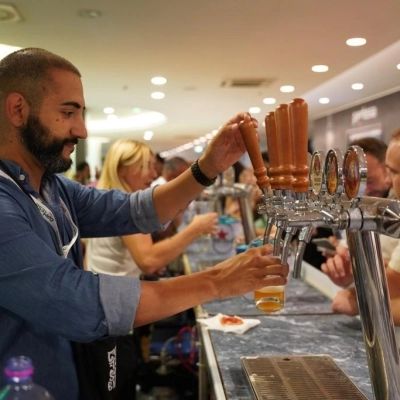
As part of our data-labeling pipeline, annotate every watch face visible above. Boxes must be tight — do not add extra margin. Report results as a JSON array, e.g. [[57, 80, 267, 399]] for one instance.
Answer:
[[310, 151, 325, 196]]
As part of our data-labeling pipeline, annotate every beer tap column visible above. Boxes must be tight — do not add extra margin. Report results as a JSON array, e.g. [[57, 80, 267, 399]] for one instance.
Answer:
[[342, 146, 400, 399]]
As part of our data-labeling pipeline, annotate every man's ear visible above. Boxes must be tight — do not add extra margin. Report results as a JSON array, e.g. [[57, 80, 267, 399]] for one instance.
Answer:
[[5, 93, 30, 127]]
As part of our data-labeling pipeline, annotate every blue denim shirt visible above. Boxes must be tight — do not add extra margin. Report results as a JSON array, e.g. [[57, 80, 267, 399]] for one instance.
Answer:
[[0, 160, 165, 400]]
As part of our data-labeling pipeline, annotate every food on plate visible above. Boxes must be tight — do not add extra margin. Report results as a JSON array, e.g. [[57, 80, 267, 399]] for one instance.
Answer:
[[220, 315, 244, 326]]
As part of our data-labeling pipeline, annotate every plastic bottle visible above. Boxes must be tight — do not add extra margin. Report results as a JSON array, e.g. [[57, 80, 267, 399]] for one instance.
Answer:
[[0, 356, 54, 400]]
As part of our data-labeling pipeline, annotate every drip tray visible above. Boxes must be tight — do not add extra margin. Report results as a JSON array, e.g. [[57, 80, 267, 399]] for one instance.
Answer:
[[241, 355, 367, 400]]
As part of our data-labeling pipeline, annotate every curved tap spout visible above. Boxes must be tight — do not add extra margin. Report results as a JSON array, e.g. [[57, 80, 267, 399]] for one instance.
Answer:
[[293, 225, 313, 279]]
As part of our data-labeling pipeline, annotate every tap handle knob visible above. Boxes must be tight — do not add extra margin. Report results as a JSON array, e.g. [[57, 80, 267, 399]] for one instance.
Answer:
[[275, 104, 294, 190], [289, 98, 310, 193], [265, 111, 281, 190], [239, 118, 270, 190]]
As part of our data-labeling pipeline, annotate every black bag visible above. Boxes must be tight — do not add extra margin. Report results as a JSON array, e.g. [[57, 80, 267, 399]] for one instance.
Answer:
[[72, 334, 140, 400]]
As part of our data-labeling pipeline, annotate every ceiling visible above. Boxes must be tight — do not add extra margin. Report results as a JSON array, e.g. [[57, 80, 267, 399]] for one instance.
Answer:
[[1, 0, 400, 159]]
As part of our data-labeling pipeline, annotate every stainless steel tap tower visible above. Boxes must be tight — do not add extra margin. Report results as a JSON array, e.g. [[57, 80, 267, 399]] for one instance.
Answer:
[[239, 98, 400, 400]]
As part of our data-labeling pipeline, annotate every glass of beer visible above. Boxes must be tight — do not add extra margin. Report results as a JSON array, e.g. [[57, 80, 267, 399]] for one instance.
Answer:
[[249, 236, 286, 312]]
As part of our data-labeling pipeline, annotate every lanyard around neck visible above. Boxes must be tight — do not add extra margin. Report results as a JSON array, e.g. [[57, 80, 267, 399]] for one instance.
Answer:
[[0, 167, 78, 259]]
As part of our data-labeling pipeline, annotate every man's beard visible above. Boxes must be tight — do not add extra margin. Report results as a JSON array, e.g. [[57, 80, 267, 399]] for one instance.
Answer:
[[19, 114, 77, 174]]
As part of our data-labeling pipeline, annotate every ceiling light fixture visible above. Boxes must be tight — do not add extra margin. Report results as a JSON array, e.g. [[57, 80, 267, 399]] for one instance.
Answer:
[[151, 76, 167, 85], [143, 131, 153, 141], [397, 64, 400, 70], [351, 83, 364, 90], [280, 85, 295, 93], [319, 97, 330, 104], [312, 65, 329, 73], [346, 38, 367, 47], [263, 97, 276, 105], [249, 107, 261, 114], [78, 9, 102, 18], [103, 107, 115, 114], [151, 92, 165, 99]]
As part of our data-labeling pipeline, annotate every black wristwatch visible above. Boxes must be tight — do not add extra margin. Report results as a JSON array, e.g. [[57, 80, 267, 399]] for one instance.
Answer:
[[191, 159, 217, 187]]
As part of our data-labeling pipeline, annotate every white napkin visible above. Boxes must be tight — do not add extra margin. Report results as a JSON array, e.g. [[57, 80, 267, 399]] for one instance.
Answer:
[[197, 313, 260, 334]]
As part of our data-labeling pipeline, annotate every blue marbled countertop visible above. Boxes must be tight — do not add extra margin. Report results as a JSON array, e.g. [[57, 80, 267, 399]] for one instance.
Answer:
[[203, 314, 372, 399], [185, 252, 372, 399]]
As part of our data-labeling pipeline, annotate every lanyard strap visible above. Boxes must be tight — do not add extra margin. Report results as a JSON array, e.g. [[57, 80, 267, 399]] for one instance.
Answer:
[[0, 168, 78, 259]]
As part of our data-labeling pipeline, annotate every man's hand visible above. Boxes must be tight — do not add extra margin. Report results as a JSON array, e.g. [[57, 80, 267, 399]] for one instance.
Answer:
[[198, 113, 258, 179], [321, 243, 354, 287]]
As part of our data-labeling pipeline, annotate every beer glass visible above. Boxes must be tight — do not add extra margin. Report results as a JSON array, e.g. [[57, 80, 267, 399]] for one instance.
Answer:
[[249, 236, 286, 312]]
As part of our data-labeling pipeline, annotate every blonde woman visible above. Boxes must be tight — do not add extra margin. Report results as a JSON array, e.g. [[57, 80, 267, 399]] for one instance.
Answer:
[[86, 139, 218, 278]]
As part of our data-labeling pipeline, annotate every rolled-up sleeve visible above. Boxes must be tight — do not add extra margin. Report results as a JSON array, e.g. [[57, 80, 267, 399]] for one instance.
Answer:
[[129, 187, 170, 232], [98, 274, 141, 335]]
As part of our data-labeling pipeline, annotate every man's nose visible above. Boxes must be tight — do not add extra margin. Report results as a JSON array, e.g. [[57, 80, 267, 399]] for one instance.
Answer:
[[72, 117, 88, 139]]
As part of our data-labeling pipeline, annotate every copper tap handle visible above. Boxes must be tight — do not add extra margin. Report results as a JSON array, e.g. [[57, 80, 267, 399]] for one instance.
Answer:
[[275, 104, 293, 190], [289, 98, 310, 193], [265, 111, 281, 190], [238, 119, 270, 190]]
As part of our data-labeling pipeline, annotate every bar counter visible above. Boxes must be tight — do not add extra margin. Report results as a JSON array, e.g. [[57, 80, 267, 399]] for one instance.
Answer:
[[183, 251, 373, 399]]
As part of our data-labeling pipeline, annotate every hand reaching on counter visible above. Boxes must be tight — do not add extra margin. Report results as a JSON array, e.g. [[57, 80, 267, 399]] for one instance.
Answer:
[[331, 288, 359, 316], [321, 243, 354, 288]]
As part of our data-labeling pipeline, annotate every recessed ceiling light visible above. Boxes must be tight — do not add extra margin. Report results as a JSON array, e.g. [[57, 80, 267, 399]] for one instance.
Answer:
[[319, 97, 330, 104], [351, 83, 364, 90], [249, 107, 261, 113], [194, 145, 203, 153], [312, 65, 329, 73], [143, 131, 153, 141], [103, 107, 115, 114], [151, 76, 167, 85], [397, 64, 400, 70], [280, 85, 295, 93], [346, 38, 367, 47], [263, 97, 276, 105], [78, 9, 102, 18], [132, 107, 142, 113], [151, 92, 165, 99]]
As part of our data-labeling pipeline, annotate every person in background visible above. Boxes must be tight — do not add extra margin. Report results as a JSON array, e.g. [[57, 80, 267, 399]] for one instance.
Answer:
[[151, 156, 191, 243], [0, 47, 289, 400], [350, 137, 392, 198], [154, 153, 165, 179], [152, 156, 189, 187], [73, 160, 91, 185], [321, 132, 400, 322]]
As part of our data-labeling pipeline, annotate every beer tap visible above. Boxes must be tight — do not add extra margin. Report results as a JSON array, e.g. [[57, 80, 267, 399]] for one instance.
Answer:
[[271, 104, 294, 258], [285, 99, 310, 272], [238, 119, 271, 241], [261, 111, 280, 241]]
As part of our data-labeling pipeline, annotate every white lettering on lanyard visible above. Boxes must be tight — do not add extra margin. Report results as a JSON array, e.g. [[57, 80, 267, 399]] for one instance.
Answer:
[[0, 169, 78, 258]]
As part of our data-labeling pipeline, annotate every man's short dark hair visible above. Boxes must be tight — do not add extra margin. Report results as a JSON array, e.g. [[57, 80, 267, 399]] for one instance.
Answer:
[[349, 137, 387, 164]]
